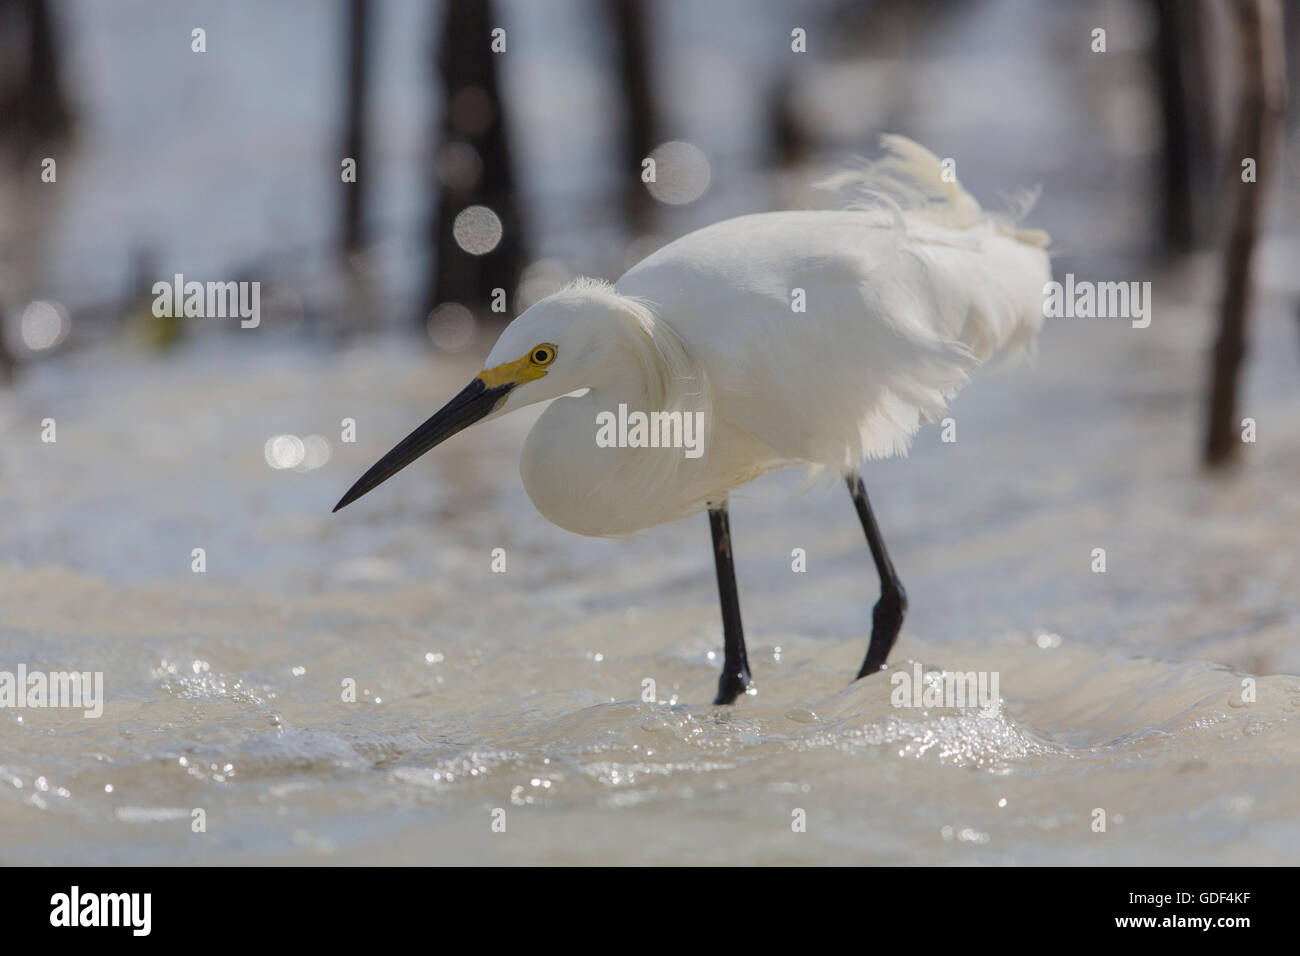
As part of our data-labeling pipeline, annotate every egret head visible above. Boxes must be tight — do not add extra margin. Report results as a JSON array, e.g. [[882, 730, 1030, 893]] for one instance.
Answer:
[[333, 279, 664, 512]]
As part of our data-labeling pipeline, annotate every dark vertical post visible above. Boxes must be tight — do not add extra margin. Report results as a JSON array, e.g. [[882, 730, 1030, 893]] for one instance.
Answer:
[[0, 304, 14, 384], [1154, 0, 1198, 253], [341, 0, 370, 255], [0, 0, 70, 146], [603, 0, 657, 235], [1205, 0, 1287, 467], [25, 0, 68, 139], [427, 0, 525, 326], [767, 74, 808, 171]]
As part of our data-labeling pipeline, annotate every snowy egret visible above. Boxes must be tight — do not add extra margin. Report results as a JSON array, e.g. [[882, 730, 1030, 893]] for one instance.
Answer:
[[335, 136, 1052, 704]]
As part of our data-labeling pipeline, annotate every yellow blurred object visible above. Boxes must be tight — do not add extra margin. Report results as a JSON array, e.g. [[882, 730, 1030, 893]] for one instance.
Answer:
[[127, 297, 184, 351]]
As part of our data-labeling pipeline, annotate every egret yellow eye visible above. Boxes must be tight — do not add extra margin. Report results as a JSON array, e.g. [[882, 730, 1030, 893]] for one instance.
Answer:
[[530, 345, 556, 366]]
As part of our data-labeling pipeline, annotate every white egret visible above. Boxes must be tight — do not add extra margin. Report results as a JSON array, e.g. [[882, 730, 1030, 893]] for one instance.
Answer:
[[335, 136, 1052, 704]]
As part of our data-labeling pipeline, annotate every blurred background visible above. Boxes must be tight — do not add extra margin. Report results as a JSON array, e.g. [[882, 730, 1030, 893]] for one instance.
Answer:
[[1, 0, 1295, 355], [1, 0, 1299, 865]]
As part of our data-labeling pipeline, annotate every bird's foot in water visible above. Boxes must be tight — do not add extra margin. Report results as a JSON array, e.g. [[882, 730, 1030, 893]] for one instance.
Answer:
[[713, 668, 752, 706], [855, 587, 907, 679]]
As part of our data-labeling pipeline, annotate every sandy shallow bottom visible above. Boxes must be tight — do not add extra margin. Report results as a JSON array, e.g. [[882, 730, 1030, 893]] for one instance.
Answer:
[[2, 295, 1299, 865]]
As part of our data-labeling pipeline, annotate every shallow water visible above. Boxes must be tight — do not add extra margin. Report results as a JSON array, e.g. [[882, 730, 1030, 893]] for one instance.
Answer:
[[3, 276, 1299, 864]]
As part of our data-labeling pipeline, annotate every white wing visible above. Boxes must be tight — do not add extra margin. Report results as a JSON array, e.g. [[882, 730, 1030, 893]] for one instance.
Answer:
[[617, 140, 1051, 469]]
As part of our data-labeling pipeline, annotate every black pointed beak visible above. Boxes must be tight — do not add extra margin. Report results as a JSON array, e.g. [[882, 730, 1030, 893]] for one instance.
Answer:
[[332, 377, 514, 512]]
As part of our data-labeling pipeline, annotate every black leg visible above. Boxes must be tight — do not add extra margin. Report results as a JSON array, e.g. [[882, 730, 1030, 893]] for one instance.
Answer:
[[707, 499, 751, 704], [846, 471, 907, 679]]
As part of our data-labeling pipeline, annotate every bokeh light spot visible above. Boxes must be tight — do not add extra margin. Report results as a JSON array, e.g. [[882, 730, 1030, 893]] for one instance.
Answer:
[[646, 141, 711, 205], [452, 205, 503, 255], [20, 300, 70, 351], [299, 435, 332, 471], [516, 258, 573, 312], [265, 434, 306, 470], [436, 141, 483, 191], [427, 302, 477, 352]]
